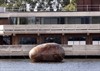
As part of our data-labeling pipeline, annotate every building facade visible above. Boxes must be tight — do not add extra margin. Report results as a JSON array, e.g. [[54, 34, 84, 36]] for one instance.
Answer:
[[77, 0, 100, 11], [0, 0, 100, 46]]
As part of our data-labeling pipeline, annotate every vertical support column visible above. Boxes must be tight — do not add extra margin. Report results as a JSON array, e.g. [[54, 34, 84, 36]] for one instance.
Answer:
[[89, 17, 92, 24], [17, 17, 20, 25], [99, 5, 100, 11], [41, 18, 44, 24], [12, 35, 15, 45], [10, 36, 12, 45], [8, 17, 10, 25], [61, 35, 64, 44], [12, 34, 19, 45], [37, 34, 42, 44], [0, 36, 3, 45], [86, 5, 89, 11], [66, 35, 68, 45], [61, 34, 68, 45], [86, 34, 92, 45]]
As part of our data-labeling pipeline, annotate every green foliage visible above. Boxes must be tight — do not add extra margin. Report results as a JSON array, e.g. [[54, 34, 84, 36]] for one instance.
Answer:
[[0, 0, 77, 12], [0, 0, 6, 7], [0, 0, 5, 6], [70, 0, 76, 3], [63, 0, 77, 11]]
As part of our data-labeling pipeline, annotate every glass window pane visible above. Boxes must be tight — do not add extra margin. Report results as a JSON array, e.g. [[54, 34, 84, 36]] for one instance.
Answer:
[[92, 17, 100, 24], [19, 37, 37, 44], [74, 41, 79, 45], [68, 36, 86, 45], [43, 17, 58, 24], [51, 18, 58, 24], [20, 17, 28, 24], [35, 17, 41, 24], [92, 37, 100, 45], [93, 41, 99, 45], [68, 17, 81, 24], [44, 36, 61, 44], [27, 17, 35, 24], [10, 17, 17, 25], [93, 37, 100, 40], [3, 36, 11, 45], [44, 18, 51, 24], [80, 41, 86, 45], [68, 41, 73, 45]]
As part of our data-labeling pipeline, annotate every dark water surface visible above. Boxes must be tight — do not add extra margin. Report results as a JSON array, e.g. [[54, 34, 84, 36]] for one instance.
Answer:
[[0, 59, 100, 71]]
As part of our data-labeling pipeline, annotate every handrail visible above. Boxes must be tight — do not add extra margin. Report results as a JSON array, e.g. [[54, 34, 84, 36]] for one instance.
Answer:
[[0, 45, 100, 48], [2, 24, 100, 34], [3, 5, 100, 12]]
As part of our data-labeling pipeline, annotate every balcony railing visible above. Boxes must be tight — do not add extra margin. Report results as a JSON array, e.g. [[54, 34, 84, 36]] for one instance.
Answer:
[[3, 5, 100, 12], [2, 24, 100, 34], [77, 5, 100, 11]]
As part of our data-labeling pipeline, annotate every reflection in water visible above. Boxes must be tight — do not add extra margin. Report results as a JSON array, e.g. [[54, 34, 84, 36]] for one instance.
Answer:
[[0, 59, 100, 71]]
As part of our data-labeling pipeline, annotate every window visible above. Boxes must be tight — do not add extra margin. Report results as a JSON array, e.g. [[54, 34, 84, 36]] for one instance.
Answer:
[[10, 17, 36, 25], [20, 17, 28, 24], [92, 17, 100, 24], [92, 37, 100, 45], [59, 17, 65, 24], [10, 17, 17, 25], [81, 17, 90, 24], [43, 36, 61, 44], [41, 17, 65, 24], [68, 17, 82, 24], [19, 37, 37, 45], [3, 36, 11, 45], [67, 17, 90, 24], [43, 17, 58, 24], [68, 36, 86, 45], [27, 17, 35, 24], [35, 17, 41, 24], [0, 36, 3, 45]]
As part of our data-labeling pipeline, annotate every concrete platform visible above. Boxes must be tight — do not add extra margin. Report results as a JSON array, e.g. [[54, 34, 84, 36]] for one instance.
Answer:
[[0, 45, 100, 56]]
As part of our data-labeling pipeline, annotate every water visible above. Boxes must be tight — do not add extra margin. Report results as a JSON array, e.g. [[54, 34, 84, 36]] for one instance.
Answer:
[[0, 59, 100, 71]]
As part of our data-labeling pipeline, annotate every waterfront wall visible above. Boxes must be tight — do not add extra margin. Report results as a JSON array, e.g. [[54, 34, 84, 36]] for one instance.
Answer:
[[0, 45, 100, 56]]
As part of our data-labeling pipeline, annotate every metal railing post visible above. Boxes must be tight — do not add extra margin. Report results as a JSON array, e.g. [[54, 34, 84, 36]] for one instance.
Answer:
[[99, 5, 100, 11], [87, 5, 89, 11]]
